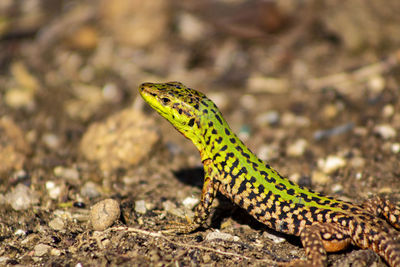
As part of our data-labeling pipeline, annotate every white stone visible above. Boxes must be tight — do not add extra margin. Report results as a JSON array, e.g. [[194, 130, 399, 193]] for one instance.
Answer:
[[286, 139, 308, 157], [374, 124, 396, 139], [134, 200, 147, 214], [182, 196, 199, 210], [5, 184, 39, 211], [205, 231, 240, 242], [318, 155, 346, 174]]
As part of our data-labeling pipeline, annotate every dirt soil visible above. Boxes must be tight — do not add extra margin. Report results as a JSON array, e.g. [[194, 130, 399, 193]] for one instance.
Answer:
[[1, 0, 400, 266]]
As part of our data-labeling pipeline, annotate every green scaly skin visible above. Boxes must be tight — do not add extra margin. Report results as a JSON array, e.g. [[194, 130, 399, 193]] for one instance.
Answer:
[[139, 81, 400, 267]]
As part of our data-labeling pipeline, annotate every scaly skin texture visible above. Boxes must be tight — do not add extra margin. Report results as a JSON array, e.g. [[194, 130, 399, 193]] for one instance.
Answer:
[[139, 81, 400, 267]]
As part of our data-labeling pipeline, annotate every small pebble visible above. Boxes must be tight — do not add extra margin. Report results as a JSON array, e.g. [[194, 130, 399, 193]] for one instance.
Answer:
[[255, 110, 280, 126], [368, 75, 385, 93], [311, 171, 331, 185], [318, 155, 346, 174], [247, 75, 289, 94], [80, 181, 101, 199], [14, 229, 26, 236], [286, 139, 308, 157], [374, 124, 396, 139], [46, 181, 62, 199], [281, 113, 310, 127], [134, 200, 147, 214], [42, 133, 60, 149], [34, 244, 51, 257], [53, 166, 80, 181], [49, 218, 65, 231], [240, 94, 257, 109], [205, 231, 240, 242], [5, 88, 35, 109], [162, 200, 187, 218], [178, 12, 209, 42], [332, 184, 343, 193], [350, 157, 365, 169], [391, 143, 400, 154], [382, 104, 394, 118], [257, 144, 280, 161], [322, 104, 339, 119], [0, 117, 30, 175], [262, 231, 285, 243], [90, 199, 120, 231], [182, 196, 199, 210], [50, 248, 61, 256], [5, 183, 39, 211], [202, 253, 212, 263], [102, 83, 122, 102]]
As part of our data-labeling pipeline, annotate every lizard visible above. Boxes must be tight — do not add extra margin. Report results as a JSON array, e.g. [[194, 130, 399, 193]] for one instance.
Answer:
[[139, 81, 400, 266]]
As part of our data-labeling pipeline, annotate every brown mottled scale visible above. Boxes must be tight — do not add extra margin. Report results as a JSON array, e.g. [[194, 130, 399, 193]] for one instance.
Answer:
[[139, 82, 400, 266]]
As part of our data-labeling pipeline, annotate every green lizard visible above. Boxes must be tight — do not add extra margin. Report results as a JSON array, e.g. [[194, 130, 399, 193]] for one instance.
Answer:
[[139, 81, 400, 267]]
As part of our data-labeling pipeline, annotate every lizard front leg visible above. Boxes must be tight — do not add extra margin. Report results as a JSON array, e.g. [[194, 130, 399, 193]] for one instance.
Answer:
[[164, 159, 220, 234]]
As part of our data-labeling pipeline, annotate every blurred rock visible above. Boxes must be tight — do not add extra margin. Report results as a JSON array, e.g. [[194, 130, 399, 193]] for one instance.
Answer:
[[99, 0, 169, 47], [177, 12, 210, 42], [0, 117, 30, 175], [48, 217, 65, 231], [34, 244, 51, 257], [255, 110, 280, 126], [5, 61, 39, 110], [257, 144, 280, 161], [391, 143, 400, 154], [80, 108, 160, 173], [65, 25, 99, 50], [134, 200, 147, 214], [367, 75, 385, 93], [182, 196, 199, 210], [281, 113, 310, 128], [382, 105, 394, 118], [317, 155, 346, 174], [80, 181, 101, 199], [53, 166, 80, 181], [374, 124, 396, 140], [286, 138, 308, 157], [321, 0, 400, 50], [45, 181, 62, 200], [90, 199, 120, 231], [247, 75, 289, 94], [5, 184, 39, 211], [65, 84, 106, 121], [312, 171, 331, 186], [42, 133, 61, 150]]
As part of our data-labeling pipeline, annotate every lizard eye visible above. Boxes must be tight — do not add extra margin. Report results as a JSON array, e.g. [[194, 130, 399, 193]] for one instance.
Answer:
[[161, 97, 170, 105]]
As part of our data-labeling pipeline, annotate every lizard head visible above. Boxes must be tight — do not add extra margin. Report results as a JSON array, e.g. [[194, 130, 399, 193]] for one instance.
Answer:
[[139, 82, 210, 141]]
